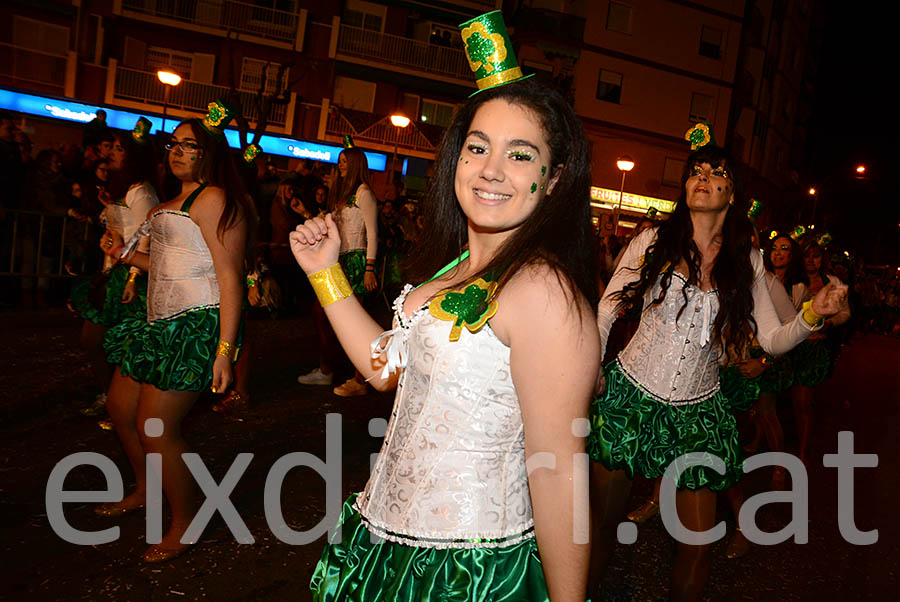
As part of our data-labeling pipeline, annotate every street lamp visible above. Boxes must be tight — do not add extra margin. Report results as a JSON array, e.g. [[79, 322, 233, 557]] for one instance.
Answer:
[[388, 112, 410, 176], [157, 70, 182, 134], [613, 155, 635, 233], [856, 165, 866, 175]]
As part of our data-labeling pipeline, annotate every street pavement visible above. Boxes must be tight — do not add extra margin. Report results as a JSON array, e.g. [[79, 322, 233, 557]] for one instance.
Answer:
[[0, 307, 898, 601]]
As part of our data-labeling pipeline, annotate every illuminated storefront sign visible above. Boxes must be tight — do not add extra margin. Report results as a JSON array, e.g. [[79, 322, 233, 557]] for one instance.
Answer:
[[0, 88, 387, 170], [590, 186, 676, 214]]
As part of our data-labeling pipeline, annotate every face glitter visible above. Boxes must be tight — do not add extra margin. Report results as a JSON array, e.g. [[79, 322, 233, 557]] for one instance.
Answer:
[[541, 165, 547, 176], [531, 182, 537, 193]]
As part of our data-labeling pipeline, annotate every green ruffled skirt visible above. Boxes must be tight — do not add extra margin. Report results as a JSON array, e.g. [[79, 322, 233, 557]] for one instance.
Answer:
[[69, 264, 147, 327], [719, 365, 761, 414], [339, 250, 370, 297], [788, 338, 833, 388], [588, 361, 744, 491], [103, 306, 238, 391], [311, 495, 549, 602]]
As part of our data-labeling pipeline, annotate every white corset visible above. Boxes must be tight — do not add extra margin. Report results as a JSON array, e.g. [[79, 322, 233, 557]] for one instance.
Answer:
[[336, 202, 366, 253], [101, 183, 159, 271], [617, 274, 721, 404], [146, 209, 218, 322], [356, 285, 534, 549]]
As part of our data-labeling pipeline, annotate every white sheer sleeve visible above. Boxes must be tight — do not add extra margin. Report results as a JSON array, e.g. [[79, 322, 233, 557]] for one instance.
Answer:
[[765, 272, 796, 325], [596, 227, 656, 360], [752, 252, 819, 355]]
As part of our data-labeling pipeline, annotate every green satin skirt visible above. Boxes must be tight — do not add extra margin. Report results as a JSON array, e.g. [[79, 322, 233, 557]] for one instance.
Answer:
[[69, 264, 147, 327], [719, 365, 761, 414], [311, 495, 549, 602], [103, 306, 238, 391], [339, 250, 369, 297], [588, 361, 744, 491], [749, 347, 794, 393], [788, 338, 833, 388]]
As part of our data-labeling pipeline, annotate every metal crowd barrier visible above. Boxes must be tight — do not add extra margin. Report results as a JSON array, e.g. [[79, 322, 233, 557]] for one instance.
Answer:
[[0, 208, 95, 278]]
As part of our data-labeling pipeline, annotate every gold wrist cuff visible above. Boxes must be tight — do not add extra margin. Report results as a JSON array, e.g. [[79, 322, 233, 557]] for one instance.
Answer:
[[308, 263, 353, 306], [127, 272, 139, 283], [216, 340, 239, 361], [802, 300, 823, 328]]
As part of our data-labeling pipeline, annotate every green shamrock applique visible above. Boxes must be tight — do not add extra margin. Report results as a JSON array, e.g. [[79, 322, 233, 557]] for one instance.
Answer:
[[428, 278, 499, 341]]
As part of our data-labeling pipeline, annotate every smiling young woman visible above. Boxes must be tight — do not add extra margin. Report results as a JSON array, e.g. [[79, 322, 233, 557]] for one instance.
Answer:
[[292, 78, 598, 602]]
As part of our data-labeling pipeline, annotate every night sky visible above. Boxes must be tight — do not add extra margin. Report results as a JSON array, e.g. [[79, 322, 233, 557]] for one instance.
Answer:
[[806, 6, 897, 265]]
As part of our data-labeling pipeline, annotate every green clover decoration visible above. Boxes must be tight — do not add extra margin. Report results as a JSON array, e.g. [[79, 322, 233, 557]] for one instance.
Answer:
[[428, 278, 499, 341]]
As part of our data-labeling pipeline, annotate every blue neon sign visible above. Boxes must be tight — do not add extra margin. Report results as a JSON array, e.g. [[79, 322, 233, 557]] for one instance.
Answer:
[[0, 87, 387, 170]]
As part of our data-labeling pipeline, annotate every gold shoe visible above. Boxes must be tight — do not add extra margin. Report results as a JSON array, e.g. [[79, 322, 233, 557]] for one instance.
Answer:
[[626, 499, 659, 524], [726, 527, 751, 559], [142, 543, 194, 563], [98, 419, 114, 431], [94, 502, 145, 517]]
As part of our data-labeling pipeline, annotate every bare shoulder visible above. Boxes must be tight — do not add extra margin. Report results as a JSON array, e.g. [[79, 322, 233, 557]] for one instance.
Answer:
[[492, 262, 594, 343], [189, 185, 227, 223]]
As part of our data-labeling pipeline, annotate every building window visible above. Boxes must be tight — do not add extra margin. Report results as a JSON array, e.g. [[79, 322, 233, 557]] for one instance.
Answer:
[[241, 58, 289, 94], [689, 92, 713, 121], [606, 2, 633, 34], [12, 16, 69, 56], [699, 25, 722, 59], [146, 47, 194, 79], [420, 99, 455, 128], [596, 69, 622, 104], [663, 157, 685, 187], [333, 76, 376, 112], [343, 0, 385, 32]]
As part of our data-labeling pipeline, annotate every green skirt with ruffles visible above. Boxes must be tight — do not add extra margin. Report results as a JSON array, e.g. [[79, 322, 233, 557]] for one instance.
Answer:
[[69, 264, 147, 327], [588, 361, 744, 491], [339, 250, 370, 297], [719, 365, 761, 414], [788, 338, 833, 388], [748, 347, 793, 393], [103, 306, 238, 391], [311, 494, 549, 602]]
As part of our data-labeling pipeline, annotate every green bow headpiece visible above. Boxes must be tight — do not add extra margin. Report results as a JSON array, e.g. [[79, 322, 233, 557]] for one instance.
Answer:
[[201, 99, 236, 138], [685, 123, 716, 150], [789, 225, 807, 241], [131, 117, 152, 146], [747, 198, 764, 220], [343, 134, 354, 149], [242, 143, 262, 165], [459, 11, 532, 95]]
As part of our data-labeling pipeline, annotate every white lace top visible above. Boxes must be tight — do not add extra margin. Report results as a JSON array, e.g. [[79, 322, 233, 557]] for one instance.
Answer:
[[144, 207, 218, 322], [100, 183, 158, 271], [356, 285, 534, 549], [598, 228, 819, 405], [335, 185, 373, 254]]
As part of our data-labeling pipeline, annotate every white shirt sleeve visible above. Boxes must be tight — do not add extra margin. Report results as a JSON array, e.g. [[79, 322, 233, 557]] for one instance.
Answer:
[[752, 252, 819, 355], [596, 227, 656, 360], [766, 272, 797, 325], [124, 182, 160, 272]]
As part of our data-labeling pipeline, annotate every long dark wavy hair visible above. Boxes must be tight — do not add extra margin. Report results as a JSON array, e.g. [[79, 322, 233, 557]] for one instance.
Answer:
[[403, 79, 598, 310], [614, 145, 756, 357], [329, 147, 373, 212], [167, 119, 258, 258], [107, 129, 158, 201], [764, 234, 809, 293]]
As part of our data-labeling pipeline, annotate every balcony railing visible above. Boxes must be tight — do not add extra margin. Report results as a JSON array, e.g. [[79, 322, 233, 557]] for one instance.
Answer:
[[112, 64, 288, 126], [0, 43, 68, 92], [326, 108, 436, 155], [121, 0, 300, 45], [336, 25, 472, 83]]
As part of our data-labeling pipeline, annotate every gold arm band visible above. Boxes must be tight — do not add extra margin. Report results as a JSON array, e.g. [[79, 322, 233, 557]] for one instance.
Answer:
[[216, 340, 239, 362], [308, 263, 353, 307], [127, 271, 140, 283], [801, 299, 824, 328]]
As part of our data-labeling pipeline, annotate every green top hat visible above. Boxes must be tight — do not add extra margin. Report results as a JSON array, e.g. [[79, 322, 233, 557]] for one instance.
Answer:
[[685, 123, 717, 150], [131, 117, 152, 146], [747, 198, 764, 220], [789, 225, 806, 241], [459, 11, 532, 94], [646, 207, 658, 220], [343, 134, 354, 149], [201, 99, 236, 138], [817, 231, 832, 247]]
